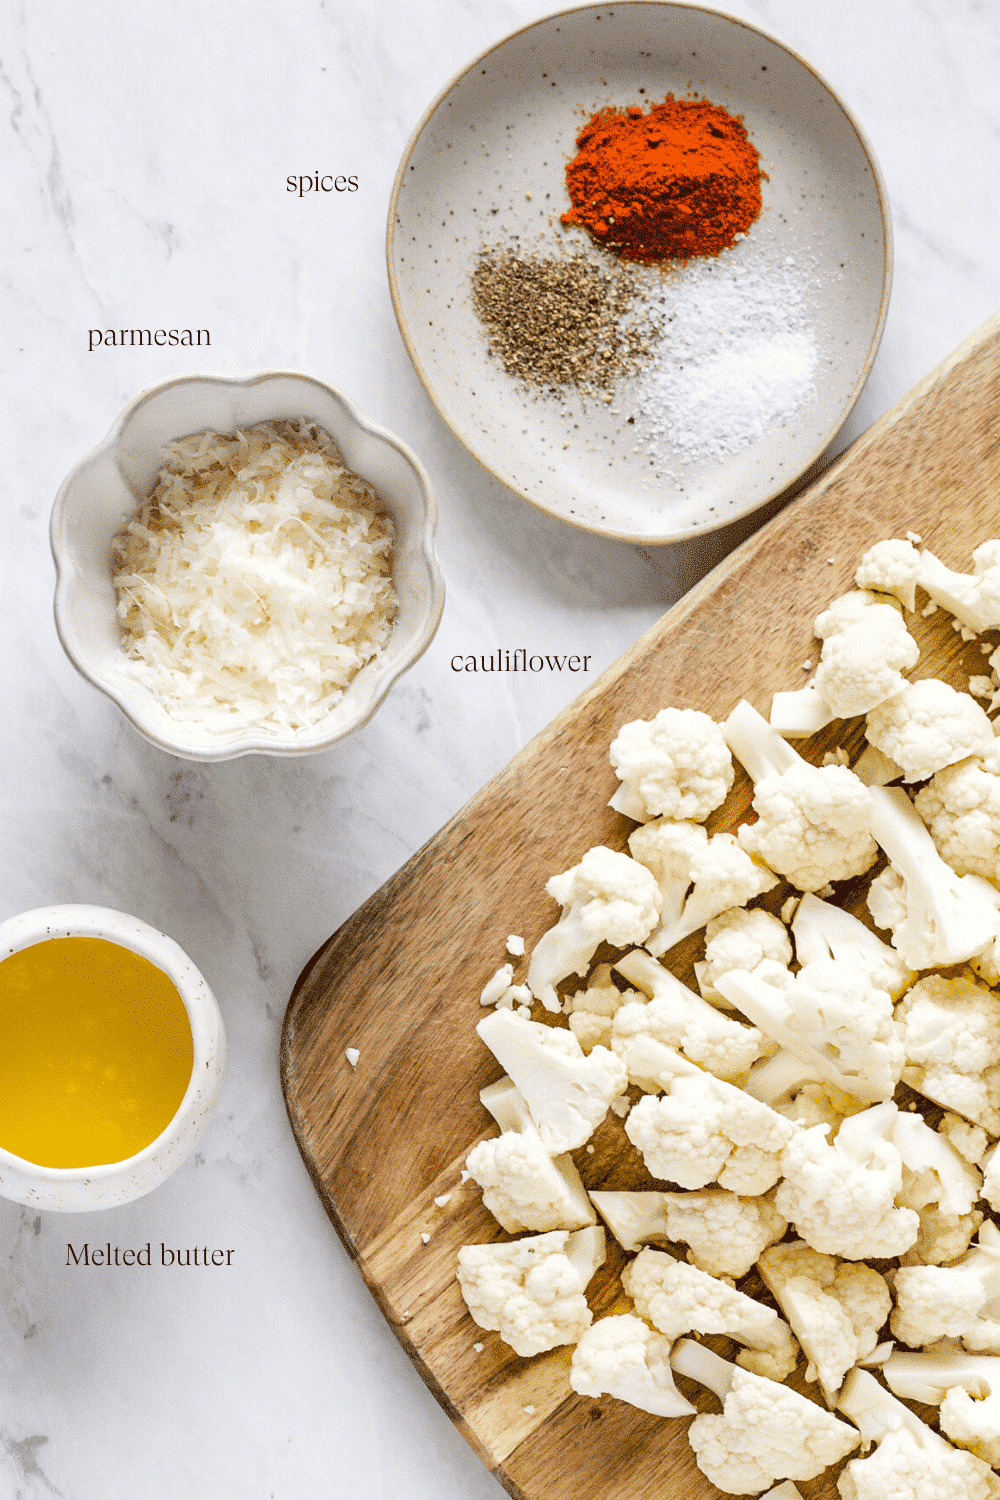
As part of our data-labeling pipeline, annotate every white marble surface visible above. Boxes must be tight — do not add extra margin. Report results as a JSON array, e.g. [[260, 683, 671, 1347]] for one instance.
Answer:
[[1, 2, 998, 1495]]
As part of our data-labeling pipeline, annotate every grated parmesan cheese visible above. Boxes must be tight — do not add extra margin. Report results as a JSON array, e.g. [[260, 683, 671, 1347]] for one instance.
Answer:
[[112, 419, 397, 733]]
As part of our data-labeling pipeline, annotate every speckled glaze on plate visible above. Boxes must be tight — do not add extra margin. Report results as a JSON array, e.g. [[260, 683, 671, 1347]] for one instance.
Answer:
[[387, 2, 892, 543]]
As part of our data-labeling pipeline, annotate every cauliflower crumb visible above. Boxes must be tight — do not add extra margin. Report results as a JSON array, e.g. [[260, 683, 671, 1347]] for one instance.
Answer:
[[473, 1341, 484, 1352], [421, 1233, 431, 1244], [345, 1047, 360, 1068], [434, 1194, 451, 1208], [481, 963, 515, 1006], [923, 600, 939, 616], [506, 934, 526, 957]]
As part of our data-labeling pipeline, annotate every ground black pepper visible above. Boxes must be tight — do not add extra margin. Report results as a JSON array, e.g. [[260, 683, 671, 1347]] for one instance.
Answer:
[[470, 248, 648, 396]]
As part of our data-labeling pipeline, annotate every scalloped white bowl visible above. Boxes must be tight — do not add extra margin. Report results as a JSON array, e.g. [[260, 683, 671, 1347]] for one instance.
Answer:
[[51, 372, 444, 761], [0, 905, 226, 1213]]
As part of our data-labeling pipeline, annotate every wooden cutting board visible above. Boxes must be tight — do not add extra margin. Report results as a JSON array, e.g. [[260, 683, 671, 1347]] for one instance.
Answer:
[[281, 312, 1000, 1499]]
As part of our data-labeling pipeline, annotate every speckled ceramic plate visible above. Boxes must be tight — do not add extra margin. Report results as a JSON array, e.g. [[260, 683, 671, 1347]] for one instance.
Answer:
[[387, 2, 891, 544]]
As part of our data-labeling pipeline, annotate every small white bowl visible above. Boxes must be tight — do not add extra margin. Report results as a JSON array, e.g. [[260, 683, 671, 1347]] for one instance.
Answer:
[[51, 372, 445, 761], [0, 905, 226, 1213]]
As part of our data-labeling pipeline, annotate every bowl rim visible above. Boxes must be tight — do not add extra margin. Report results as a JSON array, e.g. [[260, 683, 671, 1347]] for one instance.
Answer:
[[0, 903, 225, 1185], [385, 0, 894, 545], [50, 369, 446, 761]]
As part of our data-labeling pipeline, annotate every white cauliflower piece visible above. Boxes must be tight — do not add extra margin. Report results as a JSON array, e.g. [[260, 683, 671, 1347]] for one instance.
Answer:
[[896, 974, 1000, 1134], [917, 539, 1000, 635], [884, 1346, 1000, 1468], [891, 1222, 1000, 1351], [982, 1143, 1000, 1212], [837, 1366, 1000, 1500], [915, 745, 1000, 885], [717, 956, 904, 1106], [628, 818, 777, 957], [940, 1110, 990, 1166], [724, 700, 878, 891], [855, 537, 922, 611], [623, 1247, 798, 1380], [866, 785, 1000, 969], [771, 591, 919, 736], [526, 845, 661, 1012], [741, 764, 878, 892], [774, 1102, 919, 1260], [892, 1107, 984, 1218], [608, 706, 734, 822], [565, 964, 634, 1053], [612, 948, 766, 1085], [476, 1009, 627, 1153], [696, 906, 793, 1006], [569, 1313, 695, 1417], [790, 892, 913, 1000], [590, 1186, 787, 1278], [901, 1206, 985, 1267], [892, 1106, 986, 1267], [624, 1062, 797, 1194], [865, 677, 995, 783], [464, 1077, 596, 1233], [758, 1240, 891, 1404], [672, 1339, 860, 1494], [455, 1226, 605, 1357]]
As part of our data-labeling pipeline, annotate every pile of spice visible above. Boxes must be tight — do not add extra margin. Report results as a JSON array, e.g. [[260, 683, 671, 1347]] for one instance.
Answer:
[[632, 243, 818, 463], [561, 95, 765, 263], [469, 248, 649, 396]]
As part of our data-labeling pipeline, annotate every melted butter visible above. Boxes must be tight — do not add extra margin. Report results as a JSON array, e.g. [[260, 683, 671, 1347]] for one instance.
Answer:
[[0, 936, 194, 1168]]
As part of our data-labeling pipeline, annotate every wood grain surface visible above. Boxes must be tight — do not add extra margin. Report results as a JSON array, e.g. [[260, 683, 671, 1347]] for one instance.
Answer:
[[281, 311, 1000, 1499]]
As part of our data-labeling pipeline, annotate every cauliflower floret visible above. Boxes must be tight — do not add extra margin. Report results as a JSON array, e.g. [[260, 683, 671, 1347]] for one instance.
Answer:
[[569, 1313, 695, 1417], [456, 1226, 605, 1357], [771, 592, 919, 736], [526, 845, 661, 1012], [628, 818, 777, 957], [917, 540, 1000, 635], [896, 974, 1000, 1135], [740, 761, 879, 892], [982, 1144, 1000, 1212], [883, 1345, 1000, 1468], [855, 537, 921, 611], [608, 706, 734, 823], [725, 699, 878, 892], [476, 1009, 627, 1153], [758, 1240, 891, 1404], [891, 1222, 1000, 1352], [901, 1206, 985, 1267], [837, 1379, 1000, 1500], [942, 1382, 1000, 1467], [940, 1110, 990, 1166], [915, 745, 1000, 885], [790, 891, 913, 1000], [672, 1339, 860, 1493], [612, 948, 766, 1085], [464, 1077, 596, 1233], [590, 1186, 787, 1279], [565, 964, 635, 1053], [865, 677, 995, 783], [695, 906, 793, 1006], [624, 1066, 796, 1194], [816, 590, 920, 719], [622, 1248, 798, 1380], [774, 1103, 919, 1260], [866, 784, 1000, 969], [717, 956, 904, 1107]]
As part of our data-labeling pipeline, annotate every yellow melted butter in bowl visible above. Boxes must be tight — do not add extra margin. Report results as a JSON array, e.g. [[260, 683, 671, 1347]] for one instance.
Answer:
[[0, 936, 194, 1169]]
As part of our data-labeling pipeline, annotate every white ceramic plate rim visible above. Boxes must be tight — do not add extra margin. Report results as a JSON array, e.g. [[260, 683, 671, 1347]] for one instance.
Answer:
[[51, 371, 446, 761], [386, 0, 893, 544]]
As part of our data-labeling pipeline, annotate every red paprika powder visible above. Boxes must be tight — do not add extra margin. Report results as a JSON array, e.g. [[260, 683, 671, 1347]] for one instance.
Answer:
[[561, 95, 765, 263]]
